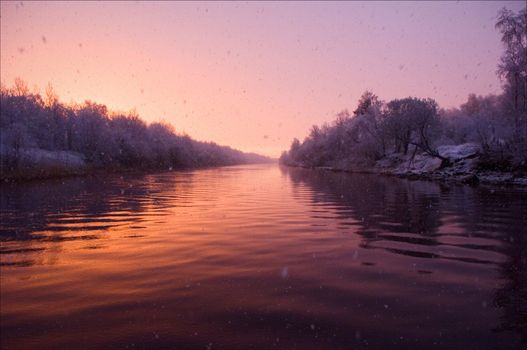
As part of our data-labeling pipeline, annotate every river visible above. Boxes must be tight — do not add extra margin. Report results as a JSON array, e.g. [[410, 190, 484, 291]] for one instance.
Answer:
[[1, 164, 526, 349]]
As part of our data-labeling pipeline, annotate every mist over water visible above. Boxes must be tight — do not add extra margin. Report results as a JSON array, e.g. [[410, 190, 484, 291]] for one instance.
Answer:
[[1, 164, 526, 349]]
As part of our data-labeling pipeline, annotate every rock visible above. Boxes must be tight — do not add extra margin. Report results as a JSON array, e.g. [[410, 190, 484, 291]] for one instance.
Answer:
[[437, 143, 480, 162]]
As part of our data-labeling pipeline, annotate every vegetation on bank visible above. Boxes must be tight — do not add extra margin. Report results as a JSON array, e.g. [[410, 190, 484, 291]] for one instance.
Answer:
[[0, 81, 271, 180], [280, 7, 527, 183]]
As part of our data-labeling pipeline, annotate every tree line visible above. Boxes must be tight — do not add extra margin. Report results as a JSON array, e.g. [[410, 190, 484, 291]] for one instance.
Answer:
[[280, 7, 526, 172], [1, 80, 270, 179]]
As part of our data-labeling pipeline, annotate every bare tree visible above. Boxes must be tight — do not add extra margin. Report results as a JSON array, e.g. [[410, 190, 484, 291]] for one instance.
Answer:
[[12, 77, 29, 97], [495, 7, 527, 120]]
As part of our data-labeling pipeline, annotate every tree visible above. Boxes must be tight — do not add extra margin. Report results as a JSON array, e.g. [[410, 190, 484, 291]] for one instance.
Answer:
[[290, 138, 301, 154], [44, 82, 59, 108], [12, 77, 29, 97], [495, 7, 527, 116], [1, 80, 266, 179], [353, 91, 387, 157], [386, 97, 442, 158], [353, 91, 379, 117], [495, 7, 527, 162]]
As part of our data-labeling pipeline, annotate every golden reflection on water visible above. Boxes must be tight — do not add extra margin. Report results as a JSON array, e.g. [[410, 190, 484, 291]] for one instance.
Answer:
[[1, 164, 526, 349]]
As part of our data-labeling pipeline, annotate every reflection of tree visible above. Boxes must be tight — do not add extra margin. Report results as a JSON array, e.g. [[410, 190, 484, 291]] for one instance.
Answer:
[[281, 165, 527, 344], [281, 166, 444, 246], [449, 186, 527, 345], [495, 236, 527, 345], [437, 181, 527, 320], [487, 189, 527, 346], [0, 171, 188, 266]]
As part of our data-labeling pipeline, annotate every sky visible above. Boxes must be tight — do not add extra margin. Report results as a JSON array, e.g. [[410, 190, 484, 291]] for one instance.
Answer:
[[1, 1, 525, 157]]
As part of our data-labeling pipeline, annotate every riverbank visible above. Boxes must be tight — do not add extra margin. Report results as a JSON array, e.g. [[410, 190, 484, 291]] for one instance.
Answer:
[[0, 148, 88, 181], [0, 147, 275, 183], [284, 143, 527, 187]]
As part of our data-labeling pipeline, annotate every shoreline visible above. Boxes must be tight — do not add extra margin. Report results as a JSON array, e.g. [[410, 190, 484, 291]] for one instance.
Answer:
[[0, 161, 277, 184], [283, 164, 527, 187], [281, 143, 527, 187], [2, 160, 525, 187]]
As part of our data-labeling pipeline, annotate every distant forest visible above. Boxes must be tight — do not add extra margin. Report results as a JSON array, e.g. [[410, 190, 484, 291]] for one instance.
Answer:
[[280, 7, 526, 172], [0, 81, 271, 180]]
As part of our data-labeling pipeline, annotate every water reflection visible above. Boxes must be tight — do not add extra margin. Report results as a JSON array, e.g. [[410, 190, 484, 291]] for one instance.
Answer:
[[494, 215, 527, 345], [1, 164, 526, 349], [282, 166, 527, 346], [0, 172, 190, 266]]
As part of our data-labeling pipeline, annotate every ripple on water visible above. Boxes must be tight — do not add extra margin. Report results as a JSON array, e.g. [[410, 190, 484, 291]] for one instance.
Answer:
[[1, 164, 526, 350]]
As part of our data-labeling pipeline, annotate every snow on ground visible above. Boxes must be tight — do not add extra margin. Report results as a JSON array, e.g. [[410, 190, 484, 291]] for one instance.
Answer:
[[19, 148, 86, 170], [1, 148, 87, 179], [437, 143, 480, 161]]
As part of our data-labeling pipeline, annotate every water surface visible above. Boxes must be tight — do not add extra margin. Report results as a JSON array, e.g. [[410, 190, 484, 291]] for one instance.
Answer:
[[1, 164, 526, 349]]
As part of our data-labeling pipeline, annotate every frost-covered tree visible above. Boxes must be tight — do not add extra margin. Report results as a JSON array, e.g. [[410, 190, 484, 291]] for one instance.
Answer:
[[385, 97, 440, 157], [0, 79, 270, 179], [353, 92, 388, 158], [279, 6, 526, 171], [495, 7, 527, 162], [496, 7, 527, 114]]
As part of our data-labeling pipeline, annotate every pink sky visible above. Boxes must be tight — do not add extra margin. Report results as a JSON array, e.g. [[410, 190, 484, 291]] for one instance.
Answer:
[[1, 1, 524, 157]]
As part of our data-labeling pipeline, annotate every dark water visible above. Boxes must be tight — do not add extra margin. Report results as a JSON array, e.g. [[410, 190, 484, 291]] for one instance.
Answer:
[[1, 164, 526, 350]]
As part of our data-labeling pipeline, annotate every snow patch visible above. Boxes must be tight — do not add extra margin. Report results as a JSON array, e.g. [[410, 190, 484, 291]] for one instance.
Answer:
[[437, 143, 480, 162]]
